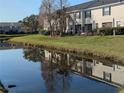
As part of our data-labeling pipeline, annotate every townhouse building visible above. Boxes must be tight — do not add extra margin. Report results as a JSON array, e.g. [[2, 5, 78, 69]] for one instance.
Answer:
[[43, 0, 124, 34], [0, 22, 21, 34], [65, 0, 124, 34]]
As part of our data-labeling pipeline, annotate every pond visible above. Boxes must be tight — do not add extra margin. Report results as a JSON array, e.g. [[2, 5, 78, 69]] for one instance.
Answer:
[[0, 42, 123, 93]]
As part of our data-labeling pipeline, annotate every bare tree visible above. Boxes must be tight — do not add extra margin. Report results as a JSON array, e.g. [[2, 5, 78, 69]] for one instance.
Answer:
[[56, 0, 69, 36], [38, 12, 45, 29], [39, 0, 69, 37], [39, 0, 55, 37]]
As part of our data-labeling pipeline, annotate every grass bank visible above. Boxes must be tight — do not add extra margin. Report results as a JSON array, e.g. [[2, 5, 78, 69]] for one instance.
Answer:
[[10, 35, 124, 63], [0, 34, 27, 37], [0, 34, 28, 40], [119, 90, 124, 93]]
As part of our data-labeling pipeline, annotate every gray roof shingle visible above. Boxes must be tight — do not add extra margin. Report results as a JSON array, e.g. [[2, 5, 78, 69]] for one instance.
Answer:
[[67, 0, 124, 12]]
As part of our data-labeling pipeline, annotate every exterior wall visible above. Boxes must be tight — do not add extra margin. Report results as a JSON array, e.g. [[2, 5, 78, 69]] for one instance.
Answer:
[[66, 11, 84, 34], [43, 18, 50, 31], [90, 3, 124, 29], [66, 12, 76, 33], [67, 3, 124, 32], [92, 62, 124, 85]]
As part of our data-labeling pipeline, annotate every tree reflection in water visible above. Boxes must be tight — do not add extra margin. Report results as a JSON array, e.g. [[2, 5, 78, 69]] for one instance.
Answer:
[[23, 47, 73, 93], [23, 46, 124, 92], [23, 47, 45, 62], [0, 81, 8, 93]]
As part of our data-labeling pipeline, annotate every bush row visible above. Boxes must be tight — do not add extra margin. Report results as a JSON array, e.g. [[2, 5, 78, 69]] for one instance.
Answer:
[[95, 27, 124, 35], [39, 27, 124, 36]]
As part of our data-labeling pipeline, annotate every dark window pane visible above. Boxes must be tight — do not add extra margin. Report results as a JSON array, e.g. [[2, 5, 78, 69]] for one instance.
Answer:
[[85, 10, 91, 18], [103, 6, 111, 16]]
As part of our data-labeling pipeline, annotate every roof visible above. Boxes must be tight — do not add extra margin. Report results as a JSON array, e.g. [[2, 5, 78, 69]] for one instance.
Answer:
[[66, 0, 124, 12], [0, 22, 20, 26]]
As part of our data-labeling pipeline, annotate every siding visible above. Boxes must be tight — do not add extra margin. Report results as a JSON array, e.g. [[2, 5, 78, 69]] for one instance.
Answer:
[[91, 4, 124, 28]]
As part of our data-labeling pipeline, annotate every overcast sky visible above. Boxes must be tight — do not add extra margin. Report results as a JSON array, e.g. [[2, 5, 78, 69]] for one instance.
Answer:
[[0, 0, 91, 22]]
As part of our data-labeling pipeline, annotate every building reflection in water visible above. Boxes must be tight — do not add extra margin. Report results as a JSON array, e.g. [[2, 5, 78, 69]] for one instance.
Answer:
[[23, 47, 71, 93], [23, 46, 124, 92], [0, 41, 20, 50]]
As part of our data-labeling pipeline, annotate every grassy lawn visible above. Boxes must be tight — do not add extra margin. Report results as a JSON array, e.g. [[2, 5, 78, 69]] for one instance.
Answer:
[[10, 35, 124, 62], [0, 34, 27, 37], [119, 90, 124, 93], [0, 34, 26, 36], [0, 34, 28, 40]]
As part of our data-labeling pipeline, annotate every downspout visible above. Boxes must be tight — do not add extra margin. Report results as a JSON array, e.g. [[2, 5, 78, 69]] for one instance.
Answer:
[[113, 18, 116, 36]]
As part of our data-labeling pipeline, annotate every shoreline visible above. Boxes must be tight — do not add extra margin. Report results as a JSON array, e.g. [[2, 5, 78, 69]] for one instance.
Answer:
[[9, 35, 124, 63]]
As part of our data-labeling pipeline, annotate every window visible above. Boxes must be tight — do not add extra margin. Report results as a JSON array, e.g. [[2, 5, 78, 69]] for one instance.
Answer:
[[85, 10, 91, 18], [103, 6, 111, 16]]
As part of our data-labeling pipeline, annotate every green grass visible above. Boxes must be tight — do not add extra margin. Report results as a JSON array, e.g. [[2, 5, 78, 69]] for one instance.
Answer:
[[0, 34, 27, 37], [10, 35, 124, 62], [119, 90, 124, 93], [0, 34, 29, 40]]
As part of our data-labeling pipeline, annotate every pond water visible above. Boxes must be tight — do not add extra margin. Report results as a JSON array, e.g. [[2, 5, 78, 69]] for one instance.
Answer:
[[0, 42, 123, 93]]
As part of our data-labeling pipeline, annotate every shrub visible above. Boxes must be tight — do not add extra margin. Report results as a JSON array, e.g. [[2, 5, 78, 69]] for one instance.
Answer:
[[99, 27, 124, 35], [115, 27, 124, 35], [99, 27, 113, 35], [39, 30, 50, 35]]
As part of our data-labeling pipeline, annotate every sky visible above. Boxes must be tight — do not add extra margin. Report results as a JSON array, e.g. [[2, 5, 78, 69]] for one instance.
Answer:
[[0, 0, 90, 22]]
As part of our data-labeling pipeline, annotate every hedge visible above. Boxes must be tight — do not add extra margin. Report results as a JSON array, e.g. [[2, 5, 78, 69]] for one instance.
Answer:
[[98, 27, 124, 35]]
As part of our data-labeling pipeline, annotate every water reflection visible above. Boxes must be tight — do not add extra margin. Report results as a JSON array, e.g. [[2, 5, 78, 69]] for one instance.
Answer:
[[0, 43, 120, 93], [0, 41, 19, 50], [24, 48, 72, 93], [0, 81, 8, 93], [23, 46, 124, 88]]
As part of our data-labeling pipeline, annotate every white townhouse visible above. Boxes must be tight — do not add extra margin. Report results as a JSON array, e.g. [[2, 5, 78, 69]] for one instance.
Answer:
[[65, 0, 124, 34]]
